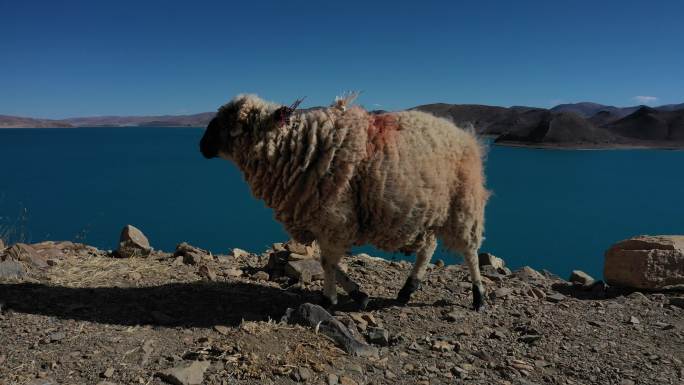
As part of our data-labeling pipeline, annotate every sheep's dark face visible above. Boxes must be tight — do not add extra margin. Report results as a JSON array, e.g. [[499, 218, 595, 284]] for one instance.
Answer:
[[199, 98, 251, 160], [200, 95, 287, 161]]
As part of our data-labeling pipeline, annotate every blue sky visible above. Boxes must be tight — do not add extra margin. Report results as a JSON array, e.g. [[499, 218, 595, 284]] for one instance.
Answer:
[[1, 0, 683, 118]]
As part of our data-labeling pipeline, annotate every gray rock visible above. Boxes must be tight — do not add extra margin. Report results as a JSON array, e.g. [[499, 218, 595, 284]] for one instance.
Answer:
[[0, 260, 26, 279], [366, 327, 390, 346], [604, 235, 684, 289], [157, 360, 210, 385], [478, 252, 506, 269], [285, 260, 324, 283], [547, 293, 566, 303], [3, 243, 48, 268], [492, 287, 514, 300], [569, 270, 595, 286], [174, 242, 209, 265], [284, 303, 378, 358], [513, 266, 545, 282], [116, 225, 152, 258]]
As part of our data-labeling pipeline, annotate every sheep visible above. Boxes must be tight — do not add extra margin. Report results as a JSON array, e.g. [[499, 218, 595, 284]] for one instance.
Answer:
[[200, 94, 489, 311]]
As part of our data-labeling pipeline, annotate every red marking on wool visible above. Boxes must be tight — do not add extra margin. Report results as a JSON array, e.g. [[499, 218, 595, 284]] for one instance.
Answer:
[[366, 114, 400, 155]]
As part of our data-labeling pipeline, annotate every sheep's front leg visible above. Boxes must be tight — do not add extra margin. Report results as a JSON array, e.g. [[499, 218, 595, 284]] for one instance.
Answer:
[[397, 234, 437, 305], [464, 249, 486, 312]]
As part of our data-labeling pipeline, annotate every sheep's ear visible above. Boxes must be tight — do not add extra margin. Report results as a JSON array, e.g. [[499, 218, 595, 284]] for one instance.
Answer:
[[272, 106, 294, 127]]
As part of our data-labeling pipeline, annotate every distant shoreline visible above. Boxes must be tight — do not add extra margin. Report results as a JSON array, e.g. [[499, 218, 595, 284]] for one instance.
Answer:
[[493, 140, 684, 151]]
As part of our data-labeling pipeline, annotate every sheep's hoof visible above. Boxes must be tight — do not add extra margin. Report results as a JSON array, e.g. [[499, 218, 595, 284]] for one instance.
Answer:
[[349, 290, 370, 310], [396, 277, 422, 305], [318, 295, 337, 312], [472, 284, 486, 312]]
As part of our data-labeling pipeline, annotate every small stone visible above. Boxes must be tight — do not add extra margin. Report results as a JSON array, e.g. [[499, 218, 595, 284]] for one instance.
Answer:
[[327, 373, 339, 385], [213, 325, 230, 335], [444, 311, 461, 322], [435, 259, 445, 268], [518, 334, 542, 344], [48, 331, 65, 342], [129, 271, 142, 281], [489, 330, 506, 340], [101, 367, 115, 378], [492, 287, 514, 299], [198, 265, 216, 281], [530, 287, 546, 299], [338, 376, 357, 385], [627, 292, 648, 301], [231, 248, 249, 258], [285, 240, 310, 255], [514, 266, 545, 282], [361, 313, 379, 327], [285, 260, 324, 283], [252, 271, 270, 281], [431, 339, 455, 352], [366, 327, 389, 346], [157, 360, 210, 385], [569, 270, 595, 286], [297, 367, 312, 382], [547, 293, 566, 303], [479, 252, 506, 269], [628, 316, 640, 325], [224, 268, 243, 278]]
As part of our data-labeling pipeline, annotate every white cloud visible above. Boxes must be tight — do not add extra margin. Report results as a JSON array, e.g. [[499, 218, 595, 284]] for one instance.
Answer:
[[633, 95, 658, 104]]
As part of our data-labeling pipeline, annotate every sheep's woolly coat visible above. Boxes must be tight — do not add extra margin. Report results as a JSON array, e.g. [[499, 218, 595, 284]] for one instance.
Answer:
[[216, 95, 488, 256]]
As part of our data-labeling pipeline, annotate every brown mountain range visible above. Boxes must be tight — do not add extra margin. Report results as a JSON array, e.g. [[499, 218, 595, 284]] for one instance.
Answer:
[[3, 102, 684, 148]]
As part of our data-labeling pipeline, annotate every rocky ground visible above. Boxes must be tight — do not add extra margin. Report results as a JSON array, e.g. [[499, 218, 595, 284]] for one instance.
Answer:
[[1, 239, 683, 385]]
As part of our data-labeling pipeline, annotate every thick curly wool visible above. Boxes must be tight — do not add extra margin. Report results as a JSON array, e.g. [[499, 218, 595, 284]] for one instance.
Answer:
[[222, 96, 487, 251], [203, 94, 489, 309]]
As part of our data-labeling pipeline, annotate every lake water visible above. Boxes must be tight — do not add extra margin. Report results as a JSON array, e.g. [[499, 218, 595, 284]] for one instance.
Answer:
[[2, 127, 683, 279]]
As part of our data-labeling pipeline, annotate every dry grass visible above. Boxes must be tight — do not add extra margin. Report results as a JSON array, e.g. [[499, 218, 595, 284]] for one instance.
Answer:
[[48, 255, 176, 287]]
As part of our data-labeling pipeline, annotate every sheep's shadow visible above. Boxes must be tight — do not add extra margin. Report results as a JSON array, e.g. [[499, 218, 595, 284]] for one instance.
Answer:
[[0, 281, 415, 327], [0, 281, 319, 327]]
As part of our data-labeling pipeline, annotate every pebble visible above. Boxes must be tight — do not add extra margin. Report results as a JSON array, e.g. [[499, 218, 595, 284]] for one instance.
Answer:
[[547, 293, 566, 303], [213, 325, 230, 335], [48, 332, 65, 343], [338, 376, 357, 385], [224, 268, 243, 278], [101, 367, 115, 378], [157, 360, 210, 385], [431, 339, 455, 352], [327, 373, 339, 385], [366, 327, 389, 346], [628, 316, 640, 325], [569, 270, 594, 286], [198, 265, 217, 281], [252, 271, 270, 281]]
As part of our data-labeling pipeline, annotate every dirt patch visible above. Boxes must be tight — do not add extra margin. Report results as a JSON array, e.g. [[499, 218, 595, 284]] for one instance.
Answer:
[[1, 243, 683, 385]]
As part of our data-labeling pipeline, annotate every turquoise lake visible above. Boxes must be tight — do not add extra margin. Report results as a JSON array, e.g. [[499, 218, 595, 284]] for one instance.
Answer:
[[1, 127, 683, 279]]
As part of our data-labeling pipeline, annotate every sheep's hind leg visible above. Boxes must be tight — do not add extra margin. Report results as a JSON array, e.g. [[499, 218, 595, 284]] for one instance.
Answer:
[[335, 266, 370, 310], [397, 234, 437, 305], [464, 249, 486, 312], [318, 243, 346, 310]]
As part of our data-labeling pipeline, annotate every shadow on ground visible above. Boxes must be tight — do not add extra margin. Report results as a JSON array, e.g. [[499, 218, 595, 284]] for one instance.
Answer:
[[0, 281, 321, 328]]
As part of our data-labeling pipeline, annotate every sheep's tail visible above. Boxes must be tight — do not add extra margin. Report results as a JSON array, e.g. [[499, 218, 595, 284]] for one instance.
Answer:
[[332, 91, 361, 111]]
